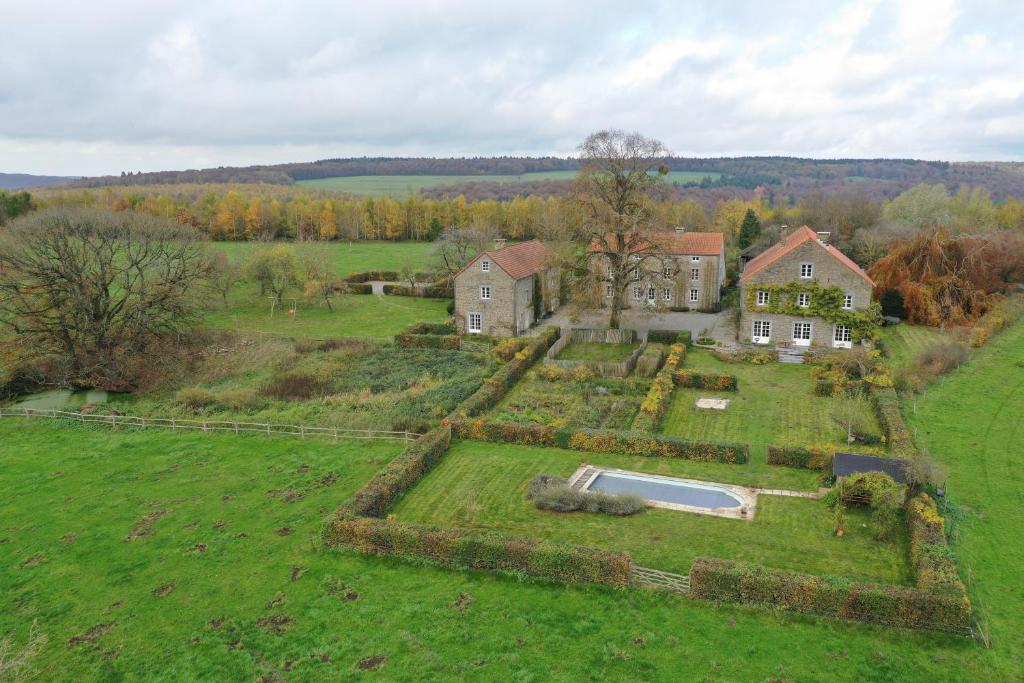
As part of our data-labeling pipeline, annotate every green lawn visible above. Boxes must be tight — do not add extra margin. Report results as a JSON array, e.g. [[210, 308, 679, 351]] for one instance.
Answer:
[[202, 284, 449, 339], [662, 349, 883, 460], [877, 323, 956, 370], [211, 240, 435, 276], [556, 342, 638, 362], [392, 441, 904, 581], [295, 171, 720, 197]]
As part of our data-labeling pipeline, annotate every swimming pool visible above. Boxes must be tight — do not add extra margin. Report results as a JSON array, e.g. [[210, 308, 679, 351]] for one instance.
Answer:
[[587, 471, 745, 509]]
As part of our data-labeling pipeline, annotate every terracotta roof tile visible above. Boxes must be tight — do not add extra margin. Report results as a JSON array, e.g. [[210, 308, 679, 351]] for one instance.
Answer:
[[589, 231, 724, 256], [471, 239, 550, 280], [739, 226, 873, 286]]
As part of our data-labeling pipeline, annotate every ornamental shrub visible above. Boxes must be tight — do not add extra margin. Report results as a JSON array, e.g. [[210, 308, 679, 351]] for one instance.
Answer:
[[325, 518, 631, 587], [673, 371, 737, 391], [493, 337, 526, 361], [528, 477, 646, 516], [766, 445, 833, 470], [690, 556, 970, 633], [335, 426, 452, 518]]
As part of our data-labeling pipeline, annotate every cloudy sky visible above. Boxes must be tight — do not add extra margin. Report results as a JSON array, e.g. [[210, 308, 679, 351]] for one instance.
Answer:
[[2, 0, 1022, 176]]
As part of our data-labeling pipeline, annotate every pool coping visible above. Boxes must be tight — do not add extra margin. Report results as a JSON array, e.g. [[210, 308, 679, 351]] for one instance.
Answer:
[[568, 465, 760, 520]]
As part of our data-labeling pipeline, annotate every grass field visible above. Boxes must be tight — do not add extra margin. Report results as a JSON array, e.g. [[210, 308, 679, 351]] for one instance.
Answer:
[[296, 171, 720, 197], [662, 349, 883, 459], [556, 342, 638, 362], [391, 441, 904, 581], [202, 285, 449, 339], [211, 240, 435, 276], [877, 323, 957, 370]]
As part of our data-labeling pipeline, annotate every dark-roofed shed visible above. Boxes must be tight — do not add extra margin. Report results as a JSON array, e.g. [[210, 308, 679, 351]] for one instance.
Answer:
[[833, 452, 909, 484]]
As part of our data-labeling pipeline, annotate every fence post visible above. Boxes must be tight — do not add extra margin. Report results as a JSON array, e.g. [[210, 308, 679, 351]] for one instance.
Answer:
[[202, 421, 207, 432], [267, 423, 271, 435], [234, 421, 239, 435], [300, 425, 305, 439]]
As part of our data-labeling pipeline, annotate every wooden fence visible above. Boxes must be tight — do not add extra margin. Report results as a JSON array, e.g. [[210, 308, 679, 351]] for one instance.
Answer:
[[631, 565, 691, 594], [544, 337, 647, 378], [0, 407, 417, 442], [569, 328, 636, 344]]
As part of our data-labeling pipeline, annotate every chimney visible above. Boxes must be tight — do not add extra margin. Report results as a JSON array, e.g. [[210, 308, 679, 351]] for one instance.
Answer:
[[493, 238, 507, 250], [675, 227, 686, 235], [816, 231, 831, 245]]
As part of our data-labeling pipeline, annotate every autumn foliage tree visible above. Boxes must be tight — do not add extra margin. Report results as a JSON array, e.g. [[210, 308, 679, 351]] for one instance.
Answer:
[[868, 231, 1024, 325]]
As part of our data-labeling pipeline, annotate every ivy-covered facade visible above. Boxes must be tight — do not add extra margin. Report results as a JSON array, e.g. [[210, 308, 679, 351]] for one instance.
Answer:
[[738, 227, 879, 349]]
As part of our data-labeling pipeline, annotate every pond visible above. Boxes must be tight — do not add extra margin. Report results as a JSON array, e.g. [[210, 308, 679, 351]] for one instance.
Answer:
[[10, 389, 123, 411]]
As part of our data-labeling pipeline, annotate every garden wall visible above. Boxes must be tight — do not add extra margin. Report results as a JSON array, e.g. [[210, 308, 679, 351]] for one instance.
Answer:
[[325, 517, 631, 587], [689, 557, 971, 633]]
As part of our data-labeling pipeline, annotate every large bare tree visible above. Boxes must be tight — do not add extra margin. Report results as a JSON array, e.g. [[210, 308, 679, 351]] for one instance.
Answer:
[[572, 130, 670, 328], [0, 208, 210, 387]]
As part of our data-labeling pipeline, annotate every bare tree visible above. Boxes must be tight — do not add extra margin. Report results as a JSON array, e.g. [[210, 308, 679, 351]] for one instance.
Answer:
[[301, 246, 339, 311], [571, 130, 670, 328], [0, 208, 209, 386], [207, 250, 240, 307], [432, 222, 497, 278]]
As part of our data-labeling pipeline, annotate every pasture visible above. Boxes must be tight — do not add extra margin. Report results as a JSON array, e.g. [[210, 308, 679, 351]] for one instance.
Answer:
[[211, 240, 435, 277], [296, 171, 721, 196]]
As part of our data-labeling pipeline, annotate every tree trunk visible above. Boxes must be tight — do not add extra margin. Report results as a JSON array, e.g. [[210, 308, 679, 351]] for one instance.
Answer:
[[609, 288, 623, 329]]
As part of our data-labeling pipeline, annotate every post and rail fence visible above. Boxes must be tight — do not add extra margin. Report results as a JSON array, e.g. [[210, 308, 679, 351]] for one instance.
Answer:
[[0, 407, 418, 443]]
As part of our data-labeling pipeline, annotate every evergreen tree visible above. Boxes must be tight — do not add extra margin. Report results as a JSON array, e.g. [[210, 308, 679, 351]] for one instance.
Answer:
[[737, 208, 762, 249]]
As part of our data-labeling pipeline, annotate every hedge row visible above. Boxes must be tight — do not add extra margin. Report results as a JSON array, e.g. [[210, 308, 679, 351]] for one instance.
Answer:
[[382, 283, 454, 298], [449, 418, 749, 464], [346, 283, 373, 295], [634, 343, 667, 378], [632, 343, 686, 432], [394, 333, 460, 350], [674, 370, 737, 391], [450, 326, 560, 418], [868, 386, 916, 456], [403, 321, 456, 335], [766, 445, 834, 471], [335, 426, 452, 519], [325, 517, 631, 587], [647, 329, 693, 347], [344, 270, 401, 283], [690, 556, 971, 633], [908, 493, 969, 596]]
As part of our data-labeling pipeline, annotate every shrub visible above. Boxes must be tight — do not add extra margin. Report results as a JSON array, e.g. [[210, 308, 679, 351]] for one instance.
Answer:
[[262, 372, 329, 400], [646, 330, 677, 345], [325, 518, 631, 587], [335, 426, 452, 518], [915, 342, 969, 376], [634, 343, 667, 378], [868, 386, 916, 456], [493, 338, 526, 361], [446, 300, 455, 315], [535, 365, 570, 382], [403, 321, 456, 335], [395, 333, 460, 350], [348, 283, 373, 295], [526, 474, 567, 499], [632, 344, 685, 432], [344, 271, 401, 283], [689, 556, 970, 633], [908, 493, 967, 595], [176, 387, 215, 409], [673, 371, 737, 391], [570, 365, 596, 382], [216, 388, 262, 410], [533, 485, 590, 512], [766, 445, 833, 470], [529, 479, 647, 516]]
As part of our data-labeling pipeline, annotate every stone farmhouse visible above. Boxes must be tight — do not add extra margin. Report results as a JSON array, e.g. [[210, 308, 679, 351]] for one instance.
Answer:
[[738, 225, 874, 349], [589, 229, 726, 312], [453, 239, 560, 336]]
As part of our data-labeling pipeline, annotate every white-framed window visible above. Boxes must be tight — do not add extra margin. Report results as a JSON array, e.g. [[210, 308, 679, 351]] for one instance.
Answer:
[[633, 286, 642, 300], [689, 288, 699, 303], [468, 312, 482, 333], [833, 324, 852, 348], [756, 290, 769, 306], [480, 286, 491, 300], [799, 262, 813, 279], [797, 293, 810, 308], [690, 268, 700, 281], [843, 294, 853, 310], [663, 288, 672, 302], [793, 321, 812, 346], [752, 320, 771, 344], [647, 286, 656, 302], [480, 259, 490, 273], [632, 267, 640, 279], [605, 283, 613, 298], [691, 256, 701, 262], [663, 265, 672, 278]]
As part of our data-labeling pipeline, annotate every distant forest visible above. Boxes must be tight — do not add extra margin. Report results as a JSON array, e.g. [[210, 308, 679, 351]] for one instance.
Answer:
[[59, 157, 1024, 202]]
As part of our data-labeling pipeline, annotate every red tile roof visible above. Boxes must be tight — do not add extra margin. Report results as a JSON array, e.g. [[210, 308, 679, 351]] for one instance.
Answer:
[[468, 239, 551, 281], [589, 231, 724, 256], [739, 225, 874, 286]]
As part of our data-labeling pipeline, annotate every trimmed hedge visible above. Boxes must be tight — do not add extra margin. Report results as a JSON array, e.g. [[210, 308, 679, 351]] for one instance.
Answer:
[[336, 427, 452, 519], [632, 343, 685, 432], [346, 283, 373, 295], [908, 493, 968, 596], [382, 283, 454, 298], [647, 329, 693, 347], [450, 326, 560, 418], [449, 418, 749, 464], [325, 517, 631, 587], [690, 556, 971, 633], [404, 321, 456, 335], [394, 333, 460, 350], [674, 370, 737, 391], [868, 386, 916, 456], [766, 445, 834, 471], [344, 270, 401, 283], [634, 343, 667, 378]]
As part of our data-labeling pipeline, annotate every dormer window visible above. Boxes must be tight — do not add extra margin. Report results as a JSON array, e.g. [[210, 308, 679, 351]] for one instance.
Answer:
[[756, 290, 769, 306], [797, 293, 810, 308], [480, 259, 490, 273], [799, 263, 813, 279]]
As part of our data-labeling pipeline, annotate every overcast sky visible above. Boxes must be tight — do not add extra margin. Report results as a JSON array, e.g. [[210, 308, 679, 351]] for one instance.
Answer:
[[1, 0, 1022, 176]]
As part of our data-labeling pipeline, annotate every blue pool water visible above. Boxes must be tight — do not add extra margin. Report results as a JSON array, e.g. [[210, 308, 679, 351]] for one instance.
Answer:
[[588, 472, 743, 509]]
